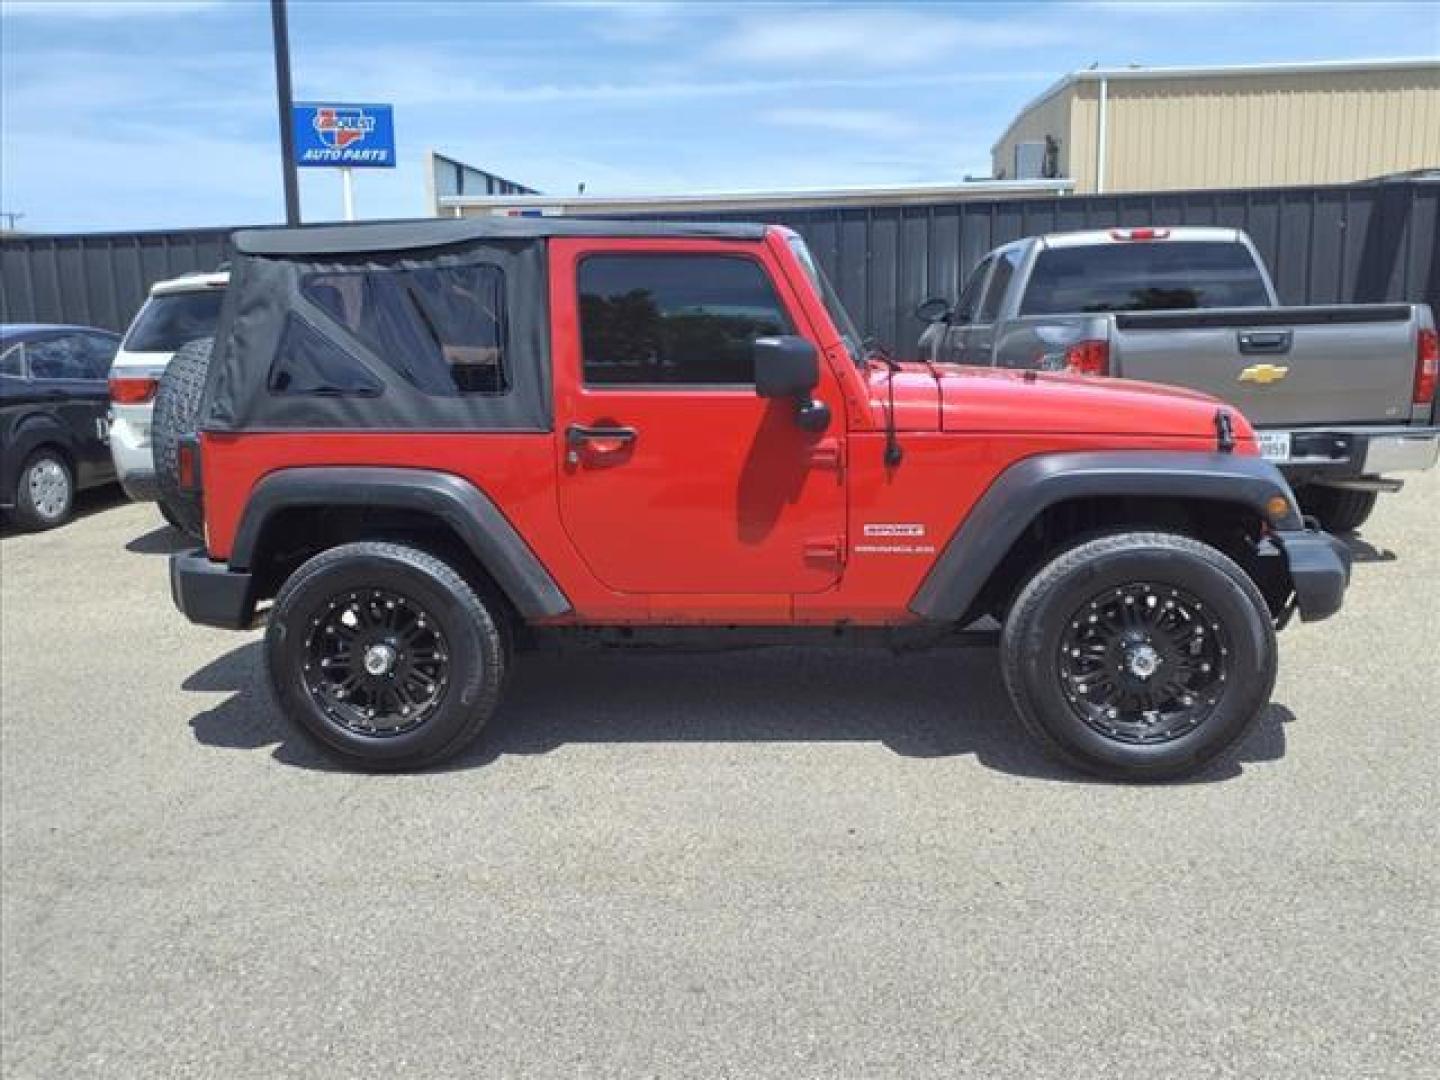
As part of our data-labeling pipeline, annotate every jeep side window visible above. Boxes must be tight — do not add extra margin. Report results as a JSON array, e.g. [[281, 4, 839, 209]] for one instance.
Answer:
[[952, 256, 992, 325], [299, 263, 508, 396], [578, 255, 793, 386]]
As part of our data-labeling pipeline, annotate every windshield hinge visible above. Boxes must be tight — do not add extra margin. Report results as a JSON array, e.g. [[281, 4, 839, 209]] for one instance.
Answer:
[[1214, 408, 1236, 454]]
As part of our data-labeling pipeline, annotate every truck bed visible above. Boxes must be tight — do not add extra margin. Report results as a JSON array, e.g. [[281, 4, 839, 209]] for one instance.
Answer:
[[1109, 303, 1424, 427]]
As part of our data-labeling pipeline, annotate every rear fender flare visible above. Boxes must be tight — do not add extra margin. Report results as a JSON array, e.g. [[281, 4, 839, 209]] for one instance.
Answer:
[[229, 466, 571, 619], [909, 451, 1303, 621]]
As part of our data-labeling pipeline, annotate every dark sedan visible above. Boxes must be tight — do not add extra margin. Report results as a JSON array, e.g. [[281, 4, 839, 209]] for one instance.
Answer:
[[1, 324, 121, 529]]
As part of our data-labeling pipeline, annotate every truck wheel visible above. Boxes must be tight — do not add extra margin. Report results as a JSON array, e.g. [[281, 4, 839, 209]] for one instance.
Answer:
[[13, 448, 75, 530], [265, 542, 508, 771], [153, 336, 213, 540], [1297, 485, 1377, 534], [1000, 532, 1276, 782]]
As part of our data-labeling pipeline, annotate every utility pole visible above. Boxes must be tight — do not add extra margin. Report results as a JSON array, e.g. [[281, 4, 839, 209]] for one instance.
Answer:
[[0, 211, 25, 232], [270, 0, 301, 225]]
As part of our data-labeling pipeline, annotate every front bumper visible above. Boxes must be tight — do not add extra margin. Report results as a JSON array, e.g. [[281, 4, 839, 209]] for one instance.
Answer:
[[1274, 425, 1439, 482], [1275, 527, 1351, 623], [170, 549, 256, 630]]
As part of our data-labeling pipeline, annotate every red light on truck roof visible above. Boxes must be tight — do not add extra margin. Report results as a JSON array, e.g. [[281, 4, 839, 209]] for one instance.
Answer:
[[1109, 228, 1171, 241]]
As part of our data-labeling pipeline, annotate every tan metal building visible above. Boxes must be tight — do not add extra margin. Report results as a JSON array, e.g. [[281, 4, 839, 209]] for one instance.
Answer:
[[992, 58, 1440, 194]]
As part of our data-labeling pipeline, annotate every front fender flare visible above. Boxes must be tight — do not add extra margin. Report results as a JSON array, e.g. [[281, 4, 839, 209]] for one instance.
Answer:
[[229, 466, 571, 619], [909, 451, 1302, 621]]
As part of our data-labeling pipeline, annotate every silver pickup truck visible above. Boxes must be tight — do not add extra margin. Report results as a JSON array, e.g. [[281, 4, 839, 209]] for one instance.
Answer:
[[916, 227, 1439, 532]]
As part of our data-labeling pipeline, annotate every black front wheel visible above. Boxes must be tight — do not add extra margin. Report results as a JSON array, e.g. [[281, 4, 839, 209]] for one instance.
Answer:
[[1001, 532, 1277, 781], [265, 542, 508, 770]]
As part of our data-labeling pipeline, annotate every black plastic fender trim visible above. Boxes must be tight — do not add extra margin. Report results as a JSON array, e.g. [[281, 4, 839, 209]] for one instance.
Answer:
[[228, 466, 571, 619], [908, 451, 1304, 621]]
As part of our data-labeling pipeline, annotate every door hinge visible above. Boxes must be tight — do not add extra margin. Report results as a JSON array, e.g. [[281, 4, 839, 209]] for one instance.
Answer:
[[803, 536, 846, 566], [809, 438, 844, 473]]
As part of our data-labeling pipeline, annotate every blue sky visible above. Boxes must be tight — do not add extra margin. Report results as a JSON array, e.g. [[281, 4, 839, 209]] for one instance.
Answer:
[[2, 0, 1437, 232]]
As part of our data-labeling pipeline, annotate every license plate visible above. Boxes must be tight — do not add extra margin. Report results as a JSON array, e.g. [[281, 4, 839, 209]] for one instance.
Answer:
[[1257, 431, 1291, 461]]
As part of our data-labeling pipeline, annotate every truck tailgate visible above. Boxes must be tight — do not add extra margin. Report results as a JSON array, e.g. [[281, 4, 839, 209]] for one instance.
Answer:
[[1110, 305, 1419, 426]]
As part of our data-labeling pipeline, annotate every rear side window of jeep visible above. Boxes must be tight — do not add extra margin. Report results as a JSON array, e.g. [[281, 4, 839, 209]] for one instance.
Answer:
[[272, 263, 508, 396]]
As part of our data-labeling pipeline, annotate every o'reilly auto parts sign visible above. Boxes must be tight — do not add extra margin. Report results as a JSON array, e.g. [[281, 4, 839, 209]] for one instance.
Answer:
[[292, 103, 396, 167]]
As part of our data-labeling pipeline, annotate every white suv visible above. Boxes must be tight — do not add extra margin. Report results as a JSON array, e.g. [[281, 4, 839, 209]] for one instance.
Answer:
[[108, 271, 227, 503]]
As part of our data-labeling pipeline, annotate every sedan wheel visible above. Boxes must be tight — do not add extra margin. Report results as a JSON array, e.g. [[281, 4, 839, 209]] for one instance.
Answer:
[[14, 451, 75, 530]]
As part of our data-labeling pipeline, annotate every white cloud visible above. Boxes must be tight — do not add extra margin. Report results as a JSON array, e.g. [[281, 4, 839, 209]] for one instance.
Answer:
[[722, 7, 1067, 68], [763, 106, 921, 140]]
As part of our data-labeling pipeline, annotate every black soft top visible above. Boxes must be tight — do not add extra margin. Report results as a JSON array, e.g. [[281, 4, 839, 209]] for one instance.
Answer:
[[204, 217, 774, 435], [233, 217, 770, 256]]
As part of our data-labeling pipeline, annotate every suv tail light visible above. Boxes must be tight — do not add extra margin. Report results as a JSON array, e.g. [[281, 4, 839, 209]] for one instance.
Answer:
[[1415, 327, 1438, 406], [1064, 339, 1110, 376], [1109, 228, 1171, 242], [109, 375, 158, 404]]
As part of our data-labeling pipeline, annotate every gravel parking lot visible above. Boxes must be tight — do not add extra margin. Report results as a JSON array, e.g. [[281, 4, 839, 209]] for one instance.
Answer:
[[2, 475, 1436, 1079]]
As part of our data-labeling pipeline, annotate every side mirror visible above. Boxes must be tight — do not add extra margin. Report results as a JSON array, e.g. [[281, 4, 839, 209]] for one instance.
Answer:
[[753, 335, 830, 432], [915, 297, 952, 324]]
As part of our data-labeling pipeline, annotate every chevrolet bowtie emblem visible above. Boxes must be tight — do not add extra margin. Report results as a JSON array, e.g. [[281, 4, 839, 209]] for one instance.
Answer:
[[1238, 363, 1290, 385]]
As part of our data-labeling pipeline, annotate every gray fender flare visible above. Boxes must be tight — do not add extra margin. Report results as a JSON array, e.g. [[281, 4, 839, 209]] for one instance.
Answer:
[[909, 451, 1302, 621], [229, 466, 571, 619]]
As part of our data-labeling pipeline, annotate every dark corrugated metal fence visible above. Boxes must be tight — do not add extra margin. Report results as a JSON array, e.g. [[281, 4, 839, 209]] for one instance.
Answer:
[[1, 227, 233, 335], [2, 179, 1435, 355], [682, 178, 1439, 353]]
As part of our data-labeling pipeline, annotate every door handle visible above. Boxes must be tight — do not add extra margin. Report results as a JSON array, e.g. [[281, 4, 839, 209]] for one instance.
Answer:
[[1238, 330, 1292, 354], [565, 423, 637, 465], [566, 423, 637, 448]]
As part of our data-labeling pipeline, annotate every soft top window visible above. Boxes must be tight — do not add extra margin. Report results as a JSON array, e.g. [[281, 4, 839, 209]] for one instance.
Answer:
[[298, 263, 507, 396]]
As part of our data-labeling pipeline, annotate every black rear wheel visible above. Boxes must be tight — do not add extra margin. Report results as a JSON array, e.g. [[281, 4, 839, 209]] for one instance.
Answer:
[[265, 542, 508, 770], [1298, 485, 1377, 534], [1001, 532, 1276, 781]]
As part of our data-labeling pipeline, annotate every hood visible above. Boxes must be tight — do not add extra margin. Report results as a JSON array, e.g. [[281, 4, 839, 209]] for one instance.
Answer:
[[931, 364, 1244, 440]]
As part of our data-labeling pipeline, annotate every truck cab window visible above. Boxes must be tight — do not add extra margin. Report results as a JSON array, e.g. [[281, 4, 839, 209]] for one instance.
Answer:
[[1021, 242, 1272, 315], [953, 257, 993, 324], [979, 249, 1021, 323]]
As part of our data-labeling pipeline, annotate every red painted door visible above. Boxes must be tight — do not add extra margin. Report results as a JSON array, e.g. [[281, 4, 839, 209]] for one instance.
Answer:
[[550, 238, 846, 597]]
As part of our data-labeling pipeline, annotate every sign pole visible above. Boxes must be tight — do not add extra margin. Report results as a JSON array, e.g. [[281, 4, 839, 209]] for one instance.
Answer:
[[269, 0, 301, 226], [341, 167, 356, 222]]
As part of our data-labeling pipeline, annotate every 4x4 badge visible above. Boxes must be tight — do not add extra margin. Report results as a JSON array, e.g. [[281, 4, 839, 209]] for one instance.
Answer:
[[1238, 363, 1290, 385]]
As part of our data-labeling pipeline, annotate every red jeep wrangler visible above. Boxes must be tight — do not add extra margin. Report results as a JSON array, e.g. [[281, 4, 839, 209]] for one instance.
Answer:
[[167, 218, 1349, 780]]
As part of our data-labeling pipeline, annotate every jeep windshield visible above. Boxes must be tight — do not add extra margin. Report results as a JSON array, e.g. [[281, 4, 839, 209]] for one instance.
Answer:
[[786, 236, 864, 368]]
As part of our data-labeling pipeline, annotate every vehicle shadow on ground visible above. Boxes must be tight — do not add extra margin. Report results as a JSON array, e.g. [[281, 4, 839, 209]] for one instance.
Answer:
[[0, 483, 128, 539], [1339, 532, 1397, 565], [185, 641, 1293, 785], [126, 521, 192, 555]]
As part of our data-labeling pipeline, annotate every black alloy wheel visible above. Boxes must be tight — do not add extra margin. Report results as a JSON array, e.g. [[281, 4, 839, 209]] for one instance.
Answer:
[[303, 587, 450, 737], [1057, 582, 1227, 745]]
